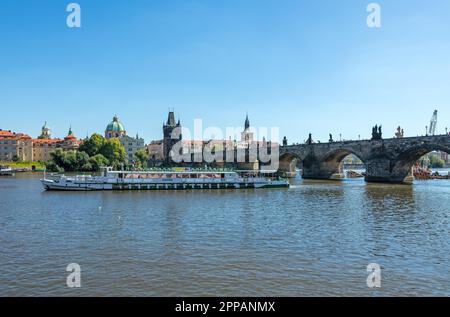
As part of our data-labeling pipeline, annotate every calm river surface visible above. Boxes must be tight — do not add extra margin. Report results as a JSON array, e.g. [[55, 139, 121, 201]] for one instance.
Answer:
[[0, 173, 449, 296]]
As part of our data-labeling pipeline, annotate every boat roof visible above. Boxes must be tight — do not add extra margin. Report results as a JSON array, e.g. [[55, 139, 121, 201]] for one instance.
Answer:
[[107, 170, 235, 174], [106, 170, 279, 174]]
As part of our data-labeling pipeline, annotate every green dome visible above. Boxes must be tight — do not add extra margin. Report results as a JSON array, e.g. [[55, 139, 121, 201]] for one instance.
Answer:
[[106, 116, 125, 132]]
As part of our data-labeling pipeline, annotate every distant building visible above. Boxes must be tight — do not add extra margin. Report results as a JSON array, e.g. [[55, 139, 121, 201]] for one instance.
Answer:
[[0, 129, 33, 161], [17, 134, 33, 162], [32, 126, 81, 162], [147, 140, 164, 162], [33, 122, 60, 162], [61, 126, 80, 151], [0, 124, 81, 163], [104, 115, 145, 162], [32, 138, 63, 162], [121, 134, 145, 162], [146, 111, 275, 170], [0, 129, 19, 161]]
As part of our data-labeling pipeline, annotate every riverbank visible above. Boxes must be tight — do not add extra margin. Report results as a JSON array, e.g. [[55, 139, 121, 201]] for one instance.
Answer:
[[0, 161, 45, 172]]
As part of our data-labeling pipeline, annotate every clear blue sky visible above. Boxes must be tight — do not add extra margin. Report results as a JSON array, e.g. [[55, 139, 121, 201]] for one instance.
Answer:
[[1, 0, 449, 143]]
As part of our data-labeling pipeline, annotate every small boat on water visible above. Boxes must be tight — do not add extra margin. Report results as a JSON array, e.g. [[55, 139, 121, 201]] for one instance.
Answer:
[[40, 167, 290, 191], [0, 166, 15, 176]]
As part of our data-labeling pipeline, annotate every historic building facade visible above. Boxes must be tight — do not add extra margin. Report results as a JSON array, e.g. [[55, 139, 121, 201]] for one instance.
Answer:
[[121, 134, 145, 162], [0, 123, 80, 162], [147, 140, 164, 162], [146, 111, 274, 170], [32, 138, 62, 162], [32, 124, 81, 162], [105, 115, 145, 162], [0, 129, 33, 161]]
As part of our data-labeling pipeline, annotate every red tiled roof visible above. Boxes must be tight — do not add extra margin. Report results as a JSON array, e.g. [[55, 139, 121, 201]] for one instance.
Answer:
[[64, 135, 77, 141], [0, 132, 32, 141], [32, 138, 62, 144], [0, 130, 16, 137]]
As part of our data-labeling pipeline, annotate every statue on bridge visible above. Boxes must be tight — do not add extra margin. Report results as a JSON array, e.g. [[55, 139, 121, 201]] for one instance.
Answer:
[[306, 133, 313, 145], [282, 136, 288, 146], [329, 134, 334, 143], [372, 125, 383, 140], [395, 126, 404, 139]]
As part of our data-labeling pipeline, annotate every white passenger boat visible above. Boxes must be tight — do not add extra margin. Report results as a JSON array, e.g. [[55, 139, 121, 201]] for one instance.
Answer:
[[40, 167, 289, 191], [0, 166, 15, 176]]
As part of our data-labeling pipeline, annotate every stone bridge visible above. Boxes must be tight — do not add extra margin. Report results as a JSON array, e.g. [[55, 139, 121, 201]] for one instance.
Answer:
[[279, 134, 450, 184]]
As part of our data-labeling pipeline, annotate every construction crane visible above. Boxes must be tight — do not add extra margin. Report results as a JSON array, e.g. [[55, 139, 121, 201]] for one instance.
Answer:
[[428, 110, 438, 136]]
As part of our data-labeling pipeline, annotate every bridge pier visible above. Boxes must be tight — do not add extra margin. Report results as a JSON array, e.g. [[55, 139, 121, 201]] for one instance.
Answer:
[[364, 158, 402, 183], [302, 157, 345, 180]]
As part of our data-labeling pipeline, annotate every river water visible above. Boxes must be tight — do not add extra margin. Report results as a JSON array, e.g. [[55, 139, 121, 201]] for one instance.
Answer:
[[0, 173, 449, 296]]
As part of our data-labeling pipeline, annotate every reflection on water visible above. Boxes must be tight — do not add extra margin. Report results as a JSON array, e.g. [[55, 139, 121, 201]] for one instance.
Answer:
[[0, 173, 449, 296]]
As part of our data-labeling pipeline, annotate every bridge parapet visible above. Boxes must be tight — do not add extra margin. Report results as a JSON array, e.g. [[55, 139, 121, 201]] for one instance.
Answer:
[[279, 134, 450, 183]]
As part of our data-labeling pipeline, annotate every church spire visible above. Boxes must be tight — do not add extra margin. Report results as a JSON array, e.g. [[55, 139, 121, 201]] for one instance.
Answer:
[[244, 113, 250, 130]]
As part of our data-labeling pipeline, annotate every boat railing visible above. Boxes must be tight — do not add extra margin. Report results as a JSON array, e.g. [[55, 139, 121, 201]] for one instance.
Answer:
[[114, 178, 230, 184]]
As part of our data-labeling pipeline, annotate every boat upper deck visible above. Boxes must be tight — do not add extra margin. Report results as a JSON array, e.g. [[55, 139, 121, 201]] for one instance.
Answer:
[[105, 169, 280, 179]]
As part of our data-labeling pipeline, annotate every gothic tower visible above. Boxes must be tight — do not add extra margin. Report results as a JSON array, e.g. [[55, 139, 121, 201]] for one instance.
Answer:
[[163, 111, 182, 164]]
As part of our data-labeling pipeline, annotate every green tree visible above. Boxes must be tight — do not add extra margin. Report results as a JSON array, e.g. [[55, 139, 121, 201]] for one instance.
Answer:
[[429, 154, 445, 168], [46, 161, 64, 173], [89, 154, 110, 171], [62, 151, 77, 171], [76, 151, 92, 171], [49, 149, 67, 169], [135, 149, 149, 168], [100, 138, 126, 168], [48, 134, 127, 172], [49, 149, 93, 172], [79, 134, 105, 157]]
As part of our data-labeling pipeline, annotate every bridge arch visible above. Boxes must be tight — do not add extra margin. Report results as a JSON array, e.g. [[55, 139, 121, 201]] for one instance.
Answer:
[[316, 148, 366, 179], [279, 152, 302, 177], [392, 142, 450, 181], [322, 148, 365, 166]]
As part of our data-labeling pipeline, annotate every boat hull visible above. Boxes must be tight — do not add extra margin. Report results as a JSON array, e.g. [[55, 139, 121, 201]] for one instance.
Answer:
[[41, 179, 289, 191]]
